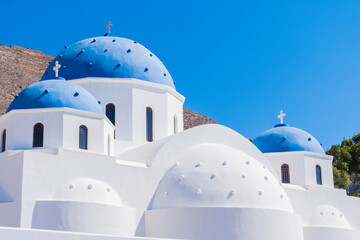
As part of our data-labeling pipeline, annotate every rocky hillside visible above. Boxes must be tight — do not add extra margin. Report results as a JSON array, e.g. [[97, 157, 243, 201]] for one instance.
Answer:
[[183, 108, 216, 129], [0, 44, 216, 128], [0, 44, 53, 114]]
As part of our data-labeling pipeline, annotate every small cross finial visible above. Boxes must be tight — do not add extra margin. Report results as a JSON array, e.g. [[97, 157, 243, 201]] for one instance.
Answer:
[[277, 110, 286, 124], [106, 21, 112, 34], [53, 61, 61, 78]]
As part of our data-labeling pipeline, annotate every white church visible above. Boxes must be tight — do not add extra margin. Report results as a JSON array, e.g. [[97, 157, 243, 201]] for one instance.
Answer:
[[0, 27, 359, 240]]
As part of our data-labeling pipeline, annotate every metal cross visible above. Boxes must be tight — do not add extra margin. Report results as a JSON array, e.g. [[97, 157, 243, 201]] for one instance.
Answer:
[[277, 110, 286, 124], [53, 61, 61, 78], [106, 21, 113, 34]]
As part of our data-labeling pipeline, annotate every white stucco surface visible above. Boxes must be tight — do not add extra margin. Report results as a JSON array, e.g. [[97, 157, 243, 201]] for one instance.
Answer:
[[0, 43, 358, 240], [72, 78, 184, 147], [150, 143, 293, 212], [265, 151, 333, 187], [146, 208, 303, 240]]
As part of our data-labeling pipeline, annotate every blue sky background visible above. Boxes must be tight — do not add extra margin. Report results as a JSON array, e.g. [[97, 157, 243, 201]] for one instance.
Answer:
[[1, 0, 360, 150]]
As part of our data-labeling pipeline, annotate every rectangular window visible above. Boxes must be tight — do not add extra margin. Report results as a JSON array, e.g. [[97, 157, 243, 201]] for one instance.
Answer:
[[1, 129, 6, 152], [33, 123, 44, 148], [146, 107, 153, 142], [79, 125, 88, 150]]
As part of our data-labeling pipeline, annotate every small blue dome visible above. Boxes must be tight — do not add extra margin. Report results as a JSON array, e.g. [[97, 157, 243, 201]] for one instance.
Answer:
[[41, 36, 175, 89], [7, 79, 103, 114], [253, 124, 325, 154]]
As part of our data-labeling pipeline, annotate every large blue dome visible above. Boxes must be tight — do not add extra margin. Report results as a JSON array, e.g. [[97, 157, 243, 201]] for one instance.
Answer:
[[41, 36, 175, 89], [7, 79, 103, 114], [252, 124, 325, 154]]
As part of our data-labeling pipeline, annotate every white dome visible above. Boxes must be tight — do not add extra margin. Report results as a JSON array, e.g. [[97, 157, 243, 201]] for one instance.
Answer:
[[150, 143, 293, 212], [54, 178, 121, 206], [308, 205, 351, 229]]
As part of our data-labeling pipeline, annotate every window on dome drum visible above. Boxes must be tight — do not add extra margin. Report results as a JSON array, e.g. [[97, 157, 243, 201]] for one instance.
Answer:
[[146, 107, 153, 142], [106, 103, 115, 126], [79, 125, 88, 150], [174, 115, 178, 134], [281, 164, 290, 183], [316, 165, 322, 185], [1, 129, 6, 152], [33, 123, 44, 148]]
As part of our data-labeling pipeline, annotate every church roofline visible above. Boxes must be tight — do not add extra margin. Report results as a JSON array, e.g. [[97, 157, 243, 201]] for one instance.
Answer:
[[68, 77, 186, 103], [263, 150, 333, 161], [3, 107, 115, 128]]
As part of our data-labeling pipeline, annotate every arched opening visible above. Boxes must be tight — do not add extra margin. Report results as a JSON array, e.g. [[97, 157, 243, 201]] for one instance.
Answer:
[[174, 115, 178, 134], [146, 107, 153, 142], [316, 165, 322, 185], [281, 164, 290, 183], [79, 125, 88, 150], [33, 123, 44, 147], [1, 129, 6, 152], [106, 103, 116, 126]]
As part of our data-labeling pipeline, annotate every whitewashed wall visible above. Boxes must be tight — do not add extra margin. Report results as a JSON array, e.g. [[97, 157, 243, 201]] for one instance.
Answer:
[[71, 78, 185, 149], [0, 108, 114, 155], [0, 121, 358, 239], [0, 151, 24, 227], [285, 184, 360, 232], [304, 153, 334, 187], [0, 226, 170, 240], [265, 151, 333, 187], [146, 208, 303, 240], [63, 111, 115, 155]]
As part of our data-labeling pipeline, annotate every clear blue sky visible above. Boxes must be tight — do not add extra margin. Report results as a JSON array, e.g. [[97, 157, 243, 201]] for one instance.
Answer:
[[1, 0, 360, 150]]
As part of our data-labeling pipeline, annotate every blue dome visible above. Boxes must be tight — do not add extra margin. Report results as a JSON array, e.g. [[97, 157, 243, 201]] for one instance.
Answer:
[[7, 79, 103, 114], [41, 36, 175, 89], [252, 124, 325, 154]]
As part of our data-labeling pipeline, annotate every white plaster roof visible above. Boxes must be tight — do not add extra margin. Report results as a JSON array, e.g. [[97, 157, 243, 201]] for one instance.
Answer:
[[148, 124, 279, 179], [308, 205, 351, 229], [150, 143, 293, 212], [54, 178, 122, 206]]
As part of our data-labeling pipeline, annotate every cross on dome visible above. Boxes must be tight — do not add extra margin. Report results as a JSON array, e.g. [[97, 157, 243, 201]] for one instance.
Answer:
[[53, 61, 61, 78], [277, 110, 286, 124], [106, 21, 113, 34]]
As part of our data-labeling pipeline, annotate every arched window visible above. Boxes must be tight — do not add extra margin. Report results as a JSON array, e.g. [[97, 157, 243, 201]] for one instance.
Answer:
[[316, 165, 322, 185], [1, 129, 6, 152], [79, 125, 88, 150], [174, 115, 178, 134], [106, 103, 115, 126], [281, 164, 290, 183], [33, 123, 44, 147], [146, 107, 153, 142]]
